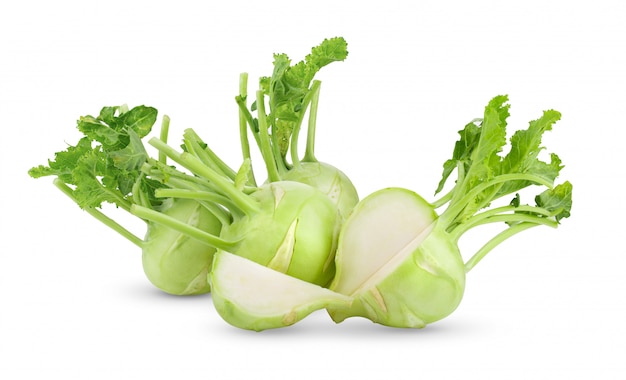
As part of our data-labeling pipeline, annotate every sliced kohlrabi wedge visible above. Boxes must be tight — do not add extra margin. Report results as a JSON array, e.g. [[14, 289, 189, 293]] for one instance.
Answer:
[[209, 250, 353, 331]]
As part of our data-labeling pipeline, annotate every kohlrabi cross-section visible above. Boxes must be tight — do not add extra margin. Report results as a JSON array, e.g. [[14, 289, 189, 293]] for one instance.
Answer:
[[28, 105, 223, 295], [209, 251, 352, 331], [235, 37, 359, 220], [327, 95, 573, 328]]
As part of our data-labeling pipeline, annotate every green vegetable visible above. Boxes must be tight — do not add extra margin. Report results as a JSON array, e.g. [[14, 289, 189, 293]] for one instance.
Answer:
[[210, 250, 351, 331], [210, 95, 573, 330], [28, 105, 223, 295], [236, 37, 359, 220], [132, 124, 341, 286], [329, 95, 572, 327], [281, 161, 358, 222], [26, 39, 355, 296], [142, 198, 222, 295], [28, 39, 573, 333]]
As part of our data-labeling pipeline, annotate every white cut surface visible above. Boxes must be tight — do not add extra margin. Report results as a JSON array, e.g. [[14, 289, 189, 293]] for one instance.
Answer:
[[213, 251, 351, 315], [333, 188, 437, 295]]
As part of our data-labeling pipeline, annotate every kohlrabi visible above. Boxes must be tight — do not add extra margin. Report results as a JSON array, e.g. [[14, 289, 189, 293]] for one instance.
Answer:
[[209, 250, 352, 332], [28, 105, 223, 295], [331, 95, 573, 327], [208, 95, 573, 330], [236, 37, 359, 220], [131, 103, 341, 287]]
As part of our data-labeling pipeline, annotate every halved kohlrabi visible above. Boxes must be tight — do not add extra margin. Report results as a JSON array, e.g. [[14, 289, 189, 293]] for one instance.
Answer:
[[325, 95, 572, 328], [209, 250, 352, 331], [326, 188, 466, 328]]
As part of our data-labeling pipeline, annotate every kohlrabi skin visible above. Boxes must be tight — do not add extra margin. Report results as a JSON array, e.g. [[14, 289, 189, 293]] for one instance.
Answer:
[[142, 198, 222, 295], [209, 250, 351, 331], [219, 181, 340, 286], [281, 162, 359, 221]]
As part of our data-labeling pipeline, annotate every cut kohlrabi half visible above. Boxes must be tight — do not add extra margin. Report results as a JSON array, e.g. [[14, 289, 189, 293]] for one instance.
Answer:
[[326, 95, 572, 328], [326, 188, 466, 328], [209, 251, 352, 331]]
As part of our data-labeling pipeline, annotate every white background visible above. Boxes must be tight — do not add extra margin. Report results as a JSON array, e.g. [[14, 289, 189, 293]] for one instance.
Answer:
[[1, 0, 624, 379]]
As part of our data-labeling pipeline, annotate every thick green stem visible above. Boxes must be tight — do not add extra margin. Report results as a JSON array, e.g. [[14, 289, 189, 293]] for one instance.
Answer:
[[155, 188, 241, 222], [256, 91, 281, 182], [464, 222, 540, 272], [183, 128, 236, 180], [270, 118, 289, 174], [103, 186, 132, 212], [238, 73, 257, 187], [435, 161, 466, 210], [54, 179, 144, 248], [440, 173, 555, 228], [303, 81, 321, 163], [197, 201, 231, 226], [143, 168, 233, 224], [143, 159, 216, 194], [178, 154, 257, 215], [183, 136, 225, 177], [131, 205, 237, 252], [451, 204, 558, 241], [158, 115, 171, 164], [235, 95, 262, 150], [289, 80, 322, 166], [148, 137, 260, 215], [455, 204, 557, 236], [452, 211, 558, 243], [431, 189, 454, 209]]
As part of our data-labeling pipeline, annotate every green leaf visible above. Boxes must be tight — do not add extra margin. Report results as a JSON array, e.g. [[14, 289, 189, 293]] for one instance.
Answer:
[[266, 37, 349, 156], [307, 37, 349, 68], [119, 105, 158, 138], [456, 95, 510, 219], [435, 119, 482, 194], [71, 147, 122, 208], [78, 114, 125, 150], [132, 176, 168, 209], [258, 77, 270, 98], [439, 95, 573, 237], [77, 105, 157, 151], [500, 109, 561, 174], [98, 106, 121, 126], [109, 129, 149, 171], [28, 137, 93, 183], [510, 193, 521, 207], [535, 181, 573, 222], [467, 95, 509, 181], [495, 153, 563, 198], [493, 110, 563, 199], [30, 105, 159, 211]]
